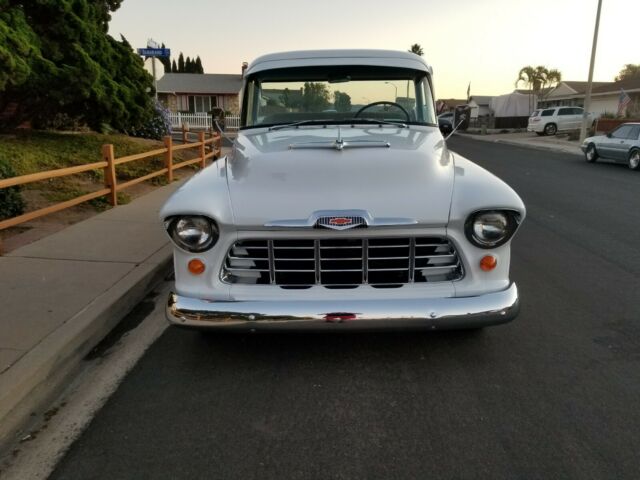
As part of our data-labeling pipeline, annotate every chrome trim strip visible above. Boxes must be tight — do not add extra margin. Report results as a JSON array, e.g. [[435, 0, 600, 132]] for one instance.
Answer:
[[362, 237, 368, 284], [409, 236, 415, 283], [267, 240, 275, 284], [289, 140, 390, 150], [264, 210, 417, 228], [314, 239, 321, 284], [166, 284, 520, 331]]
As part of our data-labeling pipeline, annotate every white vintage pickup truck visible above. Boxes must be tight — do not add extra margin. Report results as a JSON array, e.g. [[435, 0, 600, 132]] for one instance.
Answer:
[[161, 49, 525, 331]]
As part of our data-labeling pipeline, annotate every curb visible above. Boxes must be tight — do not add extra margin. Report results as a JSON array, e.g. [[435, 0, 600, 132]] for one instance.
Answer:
[[457, 134, 583, 157], [0, 246, 172, 452]]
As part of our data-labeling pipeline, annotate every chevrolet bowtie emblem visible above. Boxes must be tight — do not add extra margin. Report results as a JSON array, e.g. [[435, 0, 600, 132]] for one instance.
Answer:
[[316, 216, 366, 230]]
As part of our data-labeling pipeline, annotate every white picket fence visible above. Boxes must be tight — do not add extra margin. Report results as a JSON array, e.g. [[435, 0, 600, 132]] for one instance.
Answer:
[[225, 115, 241, 130], [168, 112, 241, 131], [168, 112, 210, 130]]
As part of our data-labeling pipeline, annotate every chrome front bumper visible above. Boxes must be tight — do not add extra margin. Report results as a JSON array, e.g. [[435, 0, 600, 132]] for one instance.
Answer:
[[166, 283, 519, 331]]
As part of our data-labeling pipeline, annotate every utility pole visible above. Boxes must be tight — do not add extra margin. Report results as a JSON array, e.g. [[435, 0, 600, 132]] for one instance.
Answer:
[[152, 57, 158, 100], [385, 82, 398, 101], [580, 0, 603, 143], [148, 39, 159, 101]]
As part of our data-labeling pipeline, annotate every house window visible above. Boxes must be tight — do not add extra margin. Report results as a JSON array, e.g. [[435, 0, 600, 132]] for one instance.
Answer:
[[176, 95, 189, 112], [187, 95, 218, 113]]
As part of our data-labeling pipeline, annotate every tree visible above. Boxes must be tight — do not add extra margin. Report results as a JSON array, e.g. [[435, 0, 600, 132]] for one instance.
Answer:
[[0, 5, 39, 91], [615, 64, 640, 82], [195, 56, 204, 74], [171, 59, 178, 73], [516, 65, 562, 111], [334, 91, 351, 112], [0, 1, 154, 132], [178, 52, 185, 73], [301, 82, 330, 112], [159, 42, 171, 73], [408, 44, 424, 56], [280, 88, 301, 109], [185, 56, 193, 73]]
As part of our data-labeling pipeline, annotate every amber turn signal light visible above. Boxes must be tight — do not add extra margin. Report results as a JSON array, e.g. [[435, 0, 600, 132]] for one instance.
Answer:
[[188, 259, 206, 275], [480, 255, 497, 271]]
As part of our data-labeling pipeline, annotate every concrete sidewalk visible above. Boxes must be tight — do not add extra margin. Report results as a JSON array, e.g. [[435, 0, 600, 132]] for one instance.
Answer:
[[0, 180, 182, 449], [457, 131, 583, 156]]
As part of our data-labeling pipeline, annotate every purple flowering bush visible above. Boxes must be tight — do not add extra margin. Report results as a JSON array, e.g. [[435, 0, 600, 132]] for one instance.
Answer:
[[130, 100, 172, 140]]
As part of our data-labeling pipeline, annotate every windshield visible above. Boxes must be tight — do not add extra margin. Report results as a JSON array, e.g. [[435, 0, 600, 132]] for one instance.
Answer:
[[241, 66, 436, 129]]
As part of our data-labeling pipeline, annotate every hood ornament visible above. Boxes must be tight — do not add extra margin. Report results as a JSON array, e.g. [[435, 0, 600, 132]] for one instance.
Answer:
[[289, 127, 390, 150]]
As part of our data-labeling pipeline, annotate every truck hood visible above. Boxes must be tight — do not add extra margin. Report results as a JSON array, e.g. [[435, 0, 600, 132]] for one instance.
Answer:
[[226, 126, 453, 228]]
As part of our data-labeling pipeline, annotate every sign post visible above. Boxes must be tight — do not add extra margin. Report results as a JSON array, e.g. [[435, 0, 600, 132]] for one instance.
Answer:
[[137, 44, 171, 101]]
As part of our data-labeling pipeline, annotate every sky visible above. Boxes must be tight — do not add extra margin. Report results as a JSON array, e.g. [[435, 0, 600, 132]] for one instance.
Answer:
[[109, 0, 639, 99]]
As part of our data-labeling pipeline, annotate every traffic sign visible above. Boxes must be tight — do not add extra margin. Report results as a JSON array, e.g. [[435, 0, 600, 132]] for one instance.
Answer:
[[137, 48, 170, 57]]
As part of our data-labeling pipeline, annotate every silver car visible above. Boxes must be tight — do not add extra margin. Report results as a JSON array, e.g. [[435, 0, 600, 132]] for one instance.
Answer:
[[581, 123, 640, 170]]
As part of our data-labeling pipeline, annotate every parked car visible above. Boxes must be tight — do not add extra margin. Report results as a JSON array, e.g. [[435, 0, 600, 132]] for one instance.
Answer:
[[581, 122, 640, 170], [438, 112, 454, 134], [161, 49, 525, 331], [528, 107, 597, 136]]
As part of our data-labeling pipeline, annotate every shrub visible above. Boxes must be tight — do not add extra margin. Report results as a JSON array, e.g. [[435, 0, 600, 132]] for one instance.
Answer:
[[0, 157, 25, 220], [129, 100, 172, 141]]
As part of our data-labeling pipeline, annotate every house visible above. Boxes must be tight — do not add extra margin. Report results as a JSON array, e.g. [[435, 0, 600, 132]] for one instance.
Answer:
[[467, 95, 494, 119], [436, 98, 466, 114], [539, 79, 640, 116], [157, 73, 243, 115], [537, 81, 612, 108], [589, 78, 640, 116]]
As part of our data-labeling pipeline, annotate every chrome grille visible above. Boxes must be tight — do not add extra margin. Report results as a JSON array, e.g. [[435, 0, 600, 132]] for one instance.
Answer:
[[222, 237, 463, 288]]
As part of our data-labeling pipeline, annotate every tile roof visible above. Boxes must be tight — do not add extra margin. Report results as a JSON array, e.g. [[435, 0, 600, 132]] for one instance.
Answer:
[[157, 73, 242, 94], [563, 81, 612, 94], [436, 98, 467, 108], [591, 77, 640, 94], [469, 95, 493, 105]]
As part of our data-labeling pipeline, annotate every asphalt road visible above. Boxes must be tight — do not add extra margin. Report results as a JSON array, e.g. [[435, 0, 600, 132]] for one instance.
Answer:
[[50, 136, 640, 480]]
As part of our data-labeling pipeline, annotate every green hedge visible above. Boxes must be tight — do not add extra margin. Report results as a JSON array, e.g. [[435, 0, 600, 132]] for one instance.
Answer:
[[0, 157, 25, 221]]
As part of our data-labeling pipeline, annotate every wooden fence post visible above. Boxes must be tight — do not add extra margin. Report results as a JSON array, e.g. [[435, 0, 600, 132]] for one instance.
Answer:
[[198, 131, 206, 168], [102, 144, 117, 206], [181, 124, 188, 144], [164, 136, 173, 183]]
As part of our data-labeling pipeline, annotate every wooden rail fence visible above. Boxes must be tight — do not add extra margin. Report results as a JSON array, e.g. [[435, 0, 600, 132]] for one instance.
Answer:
[[0, 132, 221, 231]]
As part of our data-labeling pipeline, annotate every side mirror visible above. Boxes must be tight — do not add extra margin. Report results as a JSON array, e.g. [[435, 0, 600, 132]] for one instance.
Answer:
[[439, 123, 448, 134], [606, 132, 612, 138]]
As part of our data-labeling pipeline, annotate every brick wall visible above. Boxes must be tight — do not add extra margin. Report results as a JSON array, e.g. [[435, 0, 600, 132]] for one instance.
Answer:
[[224, 95, 240, 115]]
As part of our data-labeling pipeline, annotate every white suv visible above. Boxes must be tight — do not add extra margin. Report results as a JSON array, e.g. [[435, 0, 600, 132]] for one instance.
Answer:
[[527, 107, 596, 136]]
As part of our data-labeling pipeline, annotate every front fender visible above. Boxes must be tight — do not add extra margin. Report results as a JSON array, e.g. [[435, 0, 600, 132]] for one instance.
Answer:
[[448, 153, 526, 228], [159, 157, 235, 227]]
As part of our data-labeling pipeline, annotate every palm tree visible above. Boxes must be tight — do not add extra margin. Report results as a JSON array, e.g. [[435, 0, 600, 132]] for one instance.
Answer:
[[516, 65, 562, 111], [516, 66, 538, 112], [408, 44, 424, 56], [539, 68, 562, 101]]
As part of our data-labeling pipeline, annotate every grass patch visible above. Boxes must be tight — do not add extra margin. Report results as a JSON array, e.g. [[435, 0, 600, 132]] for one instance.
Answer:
[[0, 130, 202, 223], [0, 130, 165, 176]]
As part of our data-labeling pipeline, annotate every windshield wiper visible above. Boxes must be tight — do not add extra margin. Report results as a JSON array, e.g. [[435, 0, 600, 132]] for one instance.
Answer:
[[268, 118, 408, 131], [268, 120, 331, 131], [342, 118, 408, 128]]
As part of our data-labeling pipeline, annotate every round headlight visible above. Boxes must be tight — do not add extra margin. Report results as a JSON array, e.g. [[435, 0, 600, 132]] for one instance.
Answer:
[[168, 216, 219, 252], [465, 210, 519, 248]]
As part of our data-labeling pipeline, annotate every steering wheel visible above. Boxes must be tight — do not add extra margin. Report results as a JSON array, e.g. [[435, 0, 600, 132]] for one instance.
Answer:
[[354, 101, 410, 122]]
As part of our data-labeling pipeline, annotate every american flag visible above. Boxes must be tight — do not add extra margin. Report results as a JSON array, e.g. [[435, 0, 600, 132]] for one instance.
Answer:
[[617, 88, 631, 116]]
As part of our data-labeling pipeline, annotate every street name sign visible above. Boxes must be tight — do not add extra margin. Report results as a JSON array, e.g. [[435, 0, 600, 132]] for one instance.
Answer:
[[137, 48, 170, 57]]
